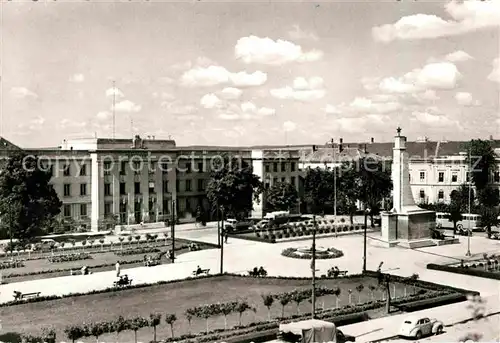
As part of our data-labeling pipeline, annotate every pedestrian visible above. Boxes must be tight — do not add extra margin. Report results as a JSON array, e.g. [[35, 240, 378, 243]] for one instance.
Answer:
[[224, 229, 228, 244], [115, 261, 121, 277]]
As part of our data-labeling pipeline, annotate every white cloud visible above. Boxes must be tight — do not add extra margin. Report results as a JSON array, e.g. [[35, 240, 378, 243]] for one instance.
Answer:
[[412, 110, 460, 128], [106, 87, 124, 98], [455, 92, 481, 106], [96, 111, 112, 121], [9, 87, 38, 99], [488, 58, 500, 83], [325, 104, 342, 114], [218, 101, 275, 120], [181, 66, 267, 87], [219, 113, 241, 121], [270, 77, 326, 102], [220, 87, 243, 100], [229, 71, 267, 87], [379, 77, 418, 94], [445, 50, 473, 62], [348, 97, 402, 114], [283, 121, 297, 132], [200, 94, 223, 109], [331, 115, 389, 134], [257, 107, 276, 116], [235, 36, 323, 65], [18, 116, 45, 130], [152, 92, 175, 101], [60, 119, 87, 128], [415, 90, 440, 101], [288, 25, 319, 41], [69, 74, 85, 83], [114, 100, 141, 113], [161, 102, 198, 116], [372, 0, 500, 42]]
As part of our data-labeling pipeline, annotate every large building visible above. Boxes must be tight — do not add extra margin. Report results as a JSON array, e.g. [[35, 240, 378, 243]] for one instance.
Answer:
[[1, 134, 499, 232]]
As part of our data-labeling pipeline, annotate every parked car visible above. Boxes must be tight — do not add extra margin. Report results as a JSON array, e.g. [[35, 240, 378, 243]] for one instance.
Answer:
[[224, 219, 253, 232], [399, 317, 444, 339]]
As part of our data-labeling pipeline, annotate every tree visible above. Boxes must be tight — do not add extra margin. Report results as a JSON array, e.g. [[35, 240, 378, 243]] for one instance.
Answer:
[[0, 153, 62, 244], [465, 140, 497, 191], [235, 301, 255, 327], [266, 182, 298, 212], [164, 313, 177, 338], [376, 264, 392, 314], [449, 185, 471, 233], [41, 327, 56, 343], [303, 168, 335, 214], [206, 154, 263, 219], [479, 206, 500, 238], [64, 325, 84, 343], [332, 288, 341, 308], [261, 294, 274, 321], [127, 317, 147, 343], [355, 284, 365, 303], [89, 322, 109, 343], [218, 301, 237, 330], [110, 316, 128, 342], [195, 205, 207, 226], [184, 308, 195, 334], [148, 313, 162, 342], [291, 290, 306, 315], [368, 285, 377, 301]]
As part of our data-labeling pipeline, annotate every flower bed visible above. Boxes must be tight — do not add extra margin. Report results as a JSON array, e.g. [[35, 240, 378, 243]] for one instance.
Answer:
[[0, 260, 25, 269], [114, 247, 161, 256], [47, 253, 91, 263], [427, 262, 500, 280], [281, 247, 344, 259]]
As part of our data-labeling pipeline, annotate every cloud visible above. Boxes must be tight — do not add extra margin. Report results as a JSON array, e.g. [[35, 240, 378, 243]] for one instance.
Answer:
[[218, 101, 276, 120], [257, 107, 276, 116], [18, 116, 45, 130], [106, 87, 124, 98], [152, 92, 175, 101], [219, 113, 241, 121], [161, 101, 198, 116], [348, 97, 402, 114], [330, 115, 389, 134], [325, 104, 342, 114], [445, 50, 473, 62], [220, 87, 243, 100], [288, 25, 319, 41], [69, 74, 85, 83], [283, 121, 297, 132], [200, 93, 223, 109], [181, 66, 267, 87], [412, 109, 460, 128], [455, 92, 481, 106], [270, 77, 326, 102], [372, 0, 500, 43], [488, 58, 500, 83], [235, 36, 323, 65], [9, 87, 38, 99], [114, 100, 141, 113], [60, 119, 87, 129], [96, 111, 112, 121], [378, 77, 419, 94]]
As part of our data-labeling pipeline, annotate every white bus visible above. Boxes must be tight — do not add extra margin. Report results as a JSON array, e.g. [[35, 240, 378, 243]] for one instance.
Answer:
[[436, 212, 483, 231]]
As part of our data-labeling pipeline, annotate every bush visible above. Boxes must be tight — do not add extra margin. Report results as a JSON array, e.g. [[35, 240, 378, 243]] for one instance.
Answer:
[[277, 233, 283, 239], [263, 234, 269, 240], [47, 253, 91, 263], [0, 260, 25, 269], [427, 263, 500, 281], [292, 232, 297, 237], [256, 232, 261, 237], [281, 247, 344, 260], [270, 234, 276, 241], [284, 233, 290, 238], [114, 247, 160, 256]]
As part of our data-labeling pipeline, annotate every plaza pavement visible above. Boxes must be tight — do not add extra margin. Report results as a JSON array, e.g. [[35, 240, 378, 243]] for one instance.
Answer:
[[0, 226, 499, 341]]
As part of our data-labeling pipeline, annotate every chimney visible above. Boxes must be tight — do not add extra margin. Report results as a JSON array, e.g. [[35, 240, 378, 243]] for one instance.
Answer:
[[312, 145, 317, 152], [152, 135, 155, 140], [490, 135, 494, 140], [370, 137, 374, 143], [364, 144, 367, 153], [338, 138, 343, 153]]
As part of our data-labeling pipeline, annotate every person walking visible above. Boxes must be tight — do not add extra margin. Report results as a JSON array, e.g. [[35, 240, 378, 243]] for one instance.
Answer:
[[115, 261, 121, 277]]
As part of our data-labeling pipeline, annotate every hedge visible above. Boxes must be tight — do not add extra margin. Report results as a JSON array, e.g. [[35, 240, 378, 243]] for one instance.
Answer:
[[427, 263, 500, 281], [395, 293, 467, 312]]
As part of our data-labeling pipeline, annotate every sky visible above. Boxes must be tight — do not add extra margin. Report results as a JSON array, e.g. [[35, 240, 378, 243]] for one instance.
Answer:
[[1, 0, 499, 148]]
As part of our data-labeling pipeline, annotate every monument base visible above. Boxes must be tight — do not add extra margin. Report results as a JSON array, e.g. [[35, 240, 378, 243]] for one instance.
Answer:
[[397, 239, 437, 249], [381, 209, 437, 249]]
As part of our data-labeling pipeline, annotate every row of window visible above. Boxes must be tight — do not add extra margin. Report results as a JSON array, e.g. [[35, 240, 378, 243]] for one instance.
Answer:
[[63, 203, 87, 217], [418, 188, 500, 200], [264, 162, 297, 173], [265, 176, 296, 187], [414, 171, 500, 183]]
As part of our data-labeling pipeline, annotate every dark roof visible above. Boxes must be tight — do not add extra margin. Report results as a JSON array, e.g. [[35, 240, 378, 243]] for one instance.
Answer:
[[0, 137, 22, 152]]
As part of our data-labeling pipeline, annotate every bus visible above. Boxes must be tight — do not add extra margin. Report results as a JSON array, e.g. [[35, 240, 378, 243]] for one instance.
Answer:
[[436, 212, 483, 231]]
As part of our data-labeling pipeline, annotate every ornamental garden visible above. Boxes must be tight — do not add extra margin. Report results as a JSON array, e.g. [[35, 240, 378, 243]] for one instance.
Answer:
[[427, 253, 500, 280], [0, 273, 474, 343]]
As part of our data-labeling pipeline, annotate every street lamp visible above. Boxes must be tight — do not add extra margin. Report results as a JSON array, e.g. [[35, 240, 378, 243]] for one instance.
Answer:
[[311, 214, 317, 319], [466, 148, 472, 257], [363, 208, 368, 273], [220, 205, 225, 274], [171, 200, 176, 263]]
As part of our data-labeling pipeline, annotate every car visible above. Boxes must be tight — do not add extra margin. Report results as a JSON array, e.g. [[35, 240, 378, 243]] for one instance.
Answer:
[[399, 316, 444, 339], [224, 219, 253, 232]]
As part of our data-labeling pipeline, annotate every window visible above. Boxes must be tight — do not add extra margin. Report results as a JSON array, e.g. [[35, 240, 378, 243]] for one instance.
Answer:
[[133, 161, 141, 174], [120, 161, 127, 175], [452, 173, 458, 183], [149, 162, 156, 174], [419, 190, 425, 199], [163, 199, 171, 214], [291, 162, 296, 172], [198, 179, 205, 191], [265, 164, 270, 173], [80, 204, 87, 217], [120, 182, 126, 195], [466, 171, 471, 182], [79, 164, 87, 176], [63, 184, 71, 197], [63, 164, 70, 176], [49, 165, 54, 176], [149, 182, 155, 194], [104, 203, 111, 215], [63, 204, 71, 217], [438, 172, 444, 183], [290, 176, 296, 185], [494, 171, 500, 183], [273, 177, 278, 185], [438, 190, 444, 200], [281, 177, 286, 182], [495, 188, 500, 199], [104, 183, 112, 196], [185, 163, 191, 173], [163, 180, 169, 193], [198, 162, 204, 173], [281, 162, 286, 172], [103, 162, 111, 175], [134, 182, 140, 194], [185, 180, 192, 191], [419, 171, 425, 181], [176, 180, 180, 192], [80, 183, 87, 196], [273, 163, 278, 172]]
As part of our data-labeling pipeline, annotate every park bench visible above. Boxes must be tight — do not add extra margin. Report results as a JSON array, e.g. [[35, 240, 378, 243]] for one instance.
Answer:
[[337, 270, 348, 277], [144, 259, 160, 267], [192, 268, 210, 276], [13, 291, 41, 301], [113, 275, 133, 287]]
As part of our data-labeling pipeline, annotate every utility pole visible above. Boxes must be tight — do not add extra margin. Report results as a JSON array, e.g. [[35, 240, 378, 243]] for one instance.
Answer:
[[363, 209, 368, 273], [311, 214, 317, 319], [220, 205, 224, 274], [466, 148, 472, 257], [217, 199, 221, 247], [171, 200, 176, 263]]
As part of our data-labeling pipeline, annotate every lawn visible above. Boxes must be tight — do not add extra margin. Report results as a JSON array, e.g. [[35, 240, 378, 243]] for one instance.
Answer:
[[1, 239, 214, 283], [0, 275, 426, 343]]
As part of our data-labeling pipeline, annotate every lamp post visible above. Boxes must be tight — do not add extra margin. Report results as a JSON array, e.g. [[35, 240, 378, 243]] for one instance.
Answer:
[[217, 199, 221, 247], [171, 200, 176, 263], [220, 205, 225, 274], [331, 138, 337, 221], [466, 149, 472, 257], [363, 208, 368, 273], [311, 214, 317, 319]]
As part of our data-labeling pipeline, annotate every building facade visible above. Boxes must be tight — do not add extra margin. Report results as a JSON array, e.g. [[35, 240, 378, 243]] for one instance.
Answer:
[[1, 135, 499, 232]]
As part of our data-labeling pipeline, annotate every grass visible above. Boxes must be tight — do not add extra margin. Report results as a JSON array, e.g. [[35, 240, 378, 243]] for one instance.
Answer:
[[1, 240, 214, 283], [0, 275, 426, 343]]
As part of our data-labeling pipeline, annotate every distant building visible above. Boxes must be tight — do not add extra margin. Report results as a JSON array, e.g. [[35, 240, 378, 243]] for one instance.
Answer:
[[0, 134, 499, 232]]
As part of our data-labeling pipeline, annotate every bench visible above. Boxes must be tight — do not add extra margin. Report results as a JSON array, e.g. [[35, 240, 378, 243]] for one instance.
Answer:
[[337, 270, 348, 276], [192, 268, 210, 276], [144, 259, 160, 267], [113, 278, 133, 287], [13, 291, 41, 301]]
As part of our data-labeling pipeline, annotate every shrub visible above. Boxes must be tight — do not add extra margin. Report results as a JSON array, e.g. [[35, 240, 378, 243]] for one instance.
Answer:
[[292, 232, 297, 237], [284, 233, 290, 238], [343, 226, 349, 232], [270, 234, 276, 241], [256, 232, 261, 237], [114, 247, 160, 256], [263, 234, 269, 240], [340, 218, 346, 223], [0, 260, 25, 269], [277, 233, 283, 239], [298, 232, 304, 237], [47, 253, 91, 263]]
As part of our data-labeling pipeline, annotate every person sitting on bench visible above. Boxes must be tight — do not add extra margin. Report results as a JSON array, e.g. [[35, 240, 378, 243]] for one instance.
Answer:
[[196, 265, 202, 275], [81, 265, 90, 275], [120, 274, 129, 284], [333, 266, 340, 278]]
